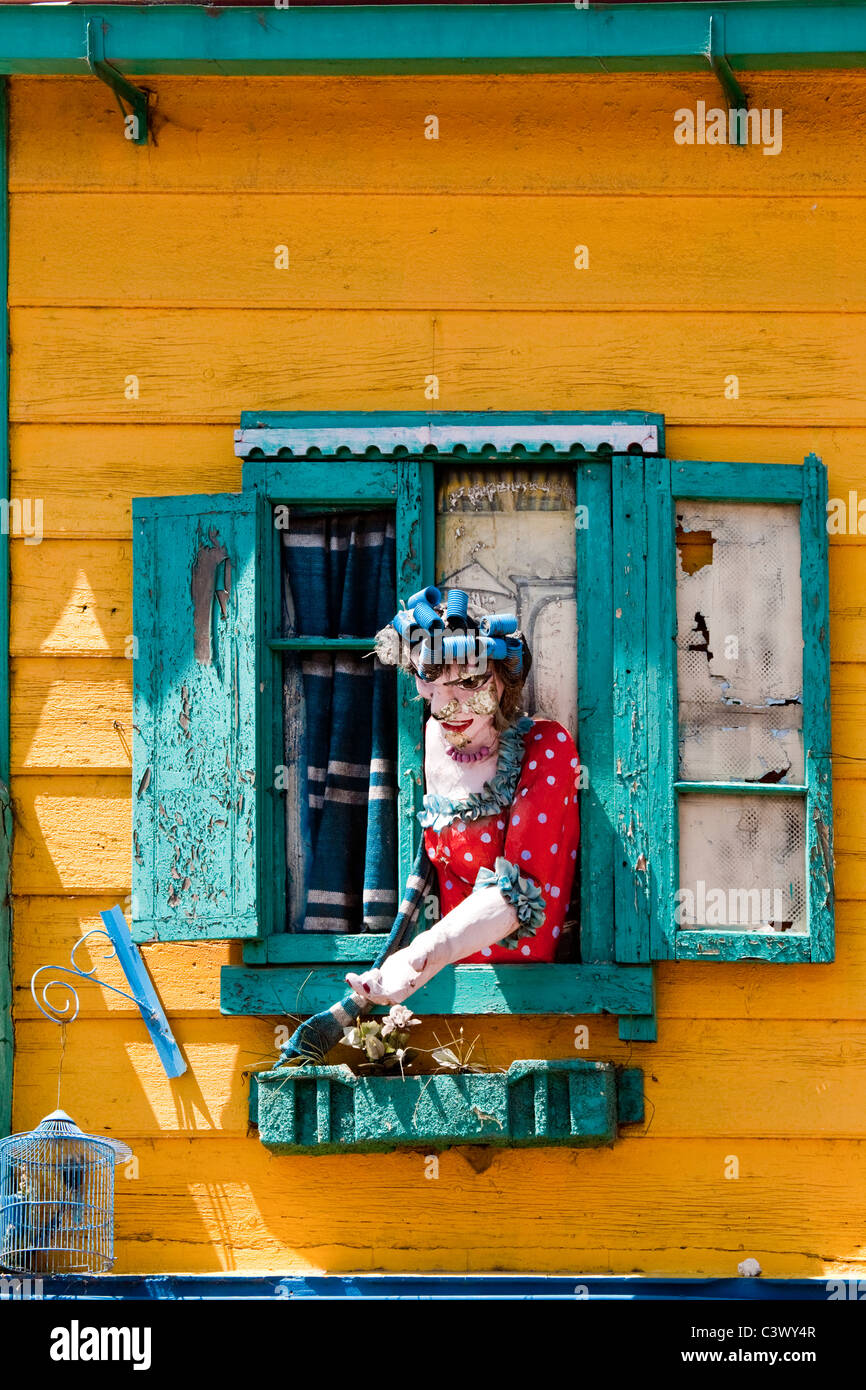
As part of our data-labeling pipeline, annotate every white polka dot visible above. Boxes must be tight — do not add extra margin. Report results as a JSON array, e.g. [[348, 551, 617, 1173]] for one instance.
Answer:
[[557, 732, 567, 742], [573, 794, 578, 802], [545, 748, 554, 760], [538, 813, 547, 824], [481, 946, 492, 957], [445, 880, 453, 890], [481, 832, 491, 843], [534, 733, 542, 741], [522, 788, 528, 797], [547, 776, 556, 785], [545, 883, 551, 891], [528, 760, 537, 770], [520, 944, 531, 956], [563, 796, 569, 805], [456, 821, 465, 833], [552, 925, 561, 939], [551, 843, 558, 854], [443, 846, 451, 856], [521, 850, 531, 861], [570, 757, 578, 769], [550, 886, 560, 898], [497, 820, 505, 830], [464, 852, 473, 862], [571, 849, 577, 860]]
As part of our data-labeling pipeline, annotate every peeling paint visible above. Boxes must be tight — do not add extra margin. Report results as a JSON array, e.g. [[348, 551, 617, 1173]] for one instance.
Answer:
[[190, 526, 229, 665]]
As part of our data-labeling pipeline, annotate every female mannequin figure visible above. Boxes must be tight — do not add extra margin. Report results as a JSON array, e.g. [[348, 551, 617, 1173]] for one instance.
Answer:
[[344, 586, 580, 1006]]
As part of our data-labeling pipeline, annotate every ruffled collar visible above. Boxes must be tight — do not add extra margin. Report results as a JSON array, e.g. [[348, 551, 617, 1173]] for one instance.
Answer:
[[418, 716, 534, 832]]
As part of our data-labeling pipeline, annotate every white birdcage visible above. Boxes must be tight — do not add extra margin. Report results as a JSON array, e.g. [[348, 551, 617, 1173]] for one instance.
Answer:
[[0, 1110, 130, 1276]]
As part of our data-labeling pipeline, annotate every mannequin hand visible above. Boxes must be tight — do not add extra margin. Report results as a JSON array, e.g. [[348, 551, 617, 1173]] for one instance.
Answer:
[[346, 886, 518, 1005]]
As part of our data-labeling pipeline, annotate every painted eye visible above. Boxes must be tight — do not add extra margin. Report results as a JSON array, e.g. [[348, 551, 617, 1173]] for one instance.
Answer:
[[459, 673, 488, 690]]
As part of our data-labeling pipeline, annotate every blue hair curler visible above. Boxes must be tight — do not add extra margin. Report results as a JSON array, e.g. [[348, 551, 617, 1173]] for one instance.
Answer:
[[480, 612, 518, 638], [391, 609, 415, 639], [406, 586, 442, 611], [445, 588, 470, 628], [441, 632, 479, 664], [412, 598, 444, 633]]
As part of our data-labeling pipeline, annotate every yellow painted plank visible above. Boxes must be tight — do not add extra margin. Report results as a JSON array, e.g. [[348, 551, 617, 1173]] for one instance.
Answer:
[[11, 658, 132, 772], [10, 530, 866, 659], [12, 192, 866, 310], [10, 539, 131, 656], [99, 1137, 866, 1277], [12, 896, 235, 1017], [11, 308, 866, 425], [11, 774, 130, 893], [8, 732, 866, 898], [12, 1016, 866, 1140], [11, 892, 866, 1022], [13, 424, 866, 539], [11, 73, 866, 196], [11, 424, 240, 537], [12, 651, 866, 778]]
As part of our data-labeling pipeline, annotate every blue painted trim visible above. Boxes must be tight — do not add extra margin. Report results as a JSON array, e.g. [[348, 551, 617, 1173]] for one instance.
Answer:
[[0, 5, 865, 76], [31, 1273, 842, 1301]]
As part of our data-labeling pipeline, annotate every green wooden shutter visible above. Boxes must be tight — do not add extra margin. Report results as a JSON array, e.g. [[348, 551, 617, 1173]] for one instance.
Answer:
[[132, 492, 261, 942], [641, 455, 833, 963]]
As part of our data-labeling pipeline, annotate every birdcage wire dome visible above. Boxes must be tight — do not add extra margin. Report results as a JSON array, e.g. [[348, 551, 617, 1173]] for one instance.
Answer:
[[0, 1110, 121, 1276]]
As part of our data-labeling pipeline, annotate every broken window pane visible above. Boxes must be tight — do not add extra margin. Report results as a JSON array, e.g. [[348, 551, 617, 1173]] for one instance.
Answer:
[[675, 500, 804, 783], [677, 793, 807, 933]]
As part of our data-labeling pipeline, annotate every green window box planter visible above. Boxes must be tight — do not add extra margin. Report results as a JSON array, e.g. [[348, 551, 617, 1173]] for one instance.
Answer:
[[252, 1059, 644, 1155]]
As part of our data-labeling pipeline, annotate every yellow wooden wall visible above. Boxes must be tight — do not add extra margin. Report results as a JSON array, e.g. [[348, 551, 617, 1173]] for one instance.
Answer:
[[8, 72, 866, 1277]]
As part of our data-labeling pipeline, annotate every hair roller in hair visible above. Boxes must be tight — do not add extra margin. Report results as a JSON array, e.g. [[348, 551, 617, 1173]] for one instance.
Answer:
[[480, 612, 519, 638], [412, 598, 444, 633], [406, 586, 442, 611], [444, 588, 470, 628]]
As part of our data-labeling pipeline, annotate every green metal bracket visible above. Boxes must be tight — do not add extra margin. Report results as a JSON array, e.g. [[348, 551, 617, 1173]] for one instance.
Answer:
[[707, 13, 748, 146], [86, 17, 149, 146]]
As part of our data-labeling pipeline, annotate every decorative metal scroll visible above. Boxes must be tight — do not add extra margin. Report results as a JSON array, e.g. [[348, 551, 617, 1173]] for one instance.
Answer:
[[30, 905, 186, 1079]]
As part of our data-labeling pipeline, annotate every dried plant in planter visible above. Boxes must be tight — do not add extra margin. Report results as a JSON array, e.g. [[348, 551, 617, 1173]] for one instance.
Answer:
[[342, 1005, 422, 1075], [429, 1026, 490, 1075]]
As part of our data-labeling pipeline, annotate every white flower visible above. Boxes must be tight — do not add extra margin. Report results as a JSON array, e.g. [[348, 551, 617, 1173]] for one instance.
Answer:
[[387, 1004, 421, 1030]]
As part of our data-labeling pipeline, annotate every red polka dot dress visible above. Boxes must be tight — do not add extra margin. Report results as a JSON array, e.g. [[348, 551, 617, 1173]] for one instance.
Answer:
[[421, 717, 580, 963]]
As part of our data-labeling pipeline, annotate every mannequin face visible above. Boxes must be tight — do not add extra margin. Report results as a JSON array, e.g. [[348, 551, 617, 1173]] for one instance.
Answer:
[[415, 663, 505, 750]]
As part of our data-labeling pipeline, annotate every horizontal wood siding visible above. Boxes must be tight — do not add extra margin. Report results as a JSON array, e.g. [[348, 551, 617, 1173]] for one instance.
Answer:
[[8, 71, 866, 1277]]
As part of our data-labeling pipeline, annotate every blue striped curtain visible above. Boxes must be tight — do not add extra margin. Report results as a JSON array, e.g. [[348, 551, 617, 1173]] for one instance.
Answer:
[[282, 510, 398, 933]]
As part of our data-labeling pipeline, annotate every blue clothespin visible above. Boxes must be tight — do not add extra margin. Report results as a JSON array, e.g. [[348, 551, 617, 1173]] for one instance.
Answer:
[[99, 905, 187, 1079]]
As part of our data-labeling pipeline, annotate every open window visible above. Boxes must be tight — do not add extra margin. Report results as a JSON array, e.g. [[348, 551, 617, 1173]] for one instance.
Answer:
[[130, 415, 832, 1047]]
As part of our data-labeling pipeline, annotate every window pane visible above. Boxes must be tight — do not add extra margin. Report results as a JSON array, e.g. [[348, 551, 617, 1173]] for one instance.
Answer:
[[677, 793, 807, 934], [281, 510, 398, 933], [675, 500, 804, 783], [436, 466, 577, 739]]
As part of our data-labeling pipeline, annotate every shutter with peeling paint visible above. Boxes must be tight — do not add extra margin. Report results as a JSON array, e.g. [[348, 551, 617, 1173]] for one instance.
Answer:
[[131, 492, 261, 941], [634, 453, 833, 964]]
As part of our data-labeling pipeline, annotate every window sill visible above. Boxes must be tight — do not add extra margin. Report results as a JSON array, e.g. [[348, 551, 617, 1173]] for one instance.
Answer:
[[221, 960, 654, 1019], [251, 1059, 645, 1155]]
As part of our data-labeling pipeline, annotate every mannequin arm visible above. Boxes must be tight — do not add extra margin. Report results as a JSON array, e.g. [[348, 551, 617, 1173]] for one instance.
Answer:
[[346, 885, 518, 1005]]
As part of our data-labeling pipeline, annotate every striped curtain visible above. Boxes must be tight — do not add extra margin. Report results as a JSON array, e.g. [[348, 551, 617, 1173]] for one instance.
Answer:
[[282, 510, 398, 933]]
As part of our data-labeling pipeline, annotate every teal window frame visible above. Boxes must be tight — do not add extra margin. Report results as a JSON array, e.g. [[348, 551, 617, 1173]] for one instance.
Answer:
[[643, 453, 834, 963], [222, 411, 661, 1040]]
